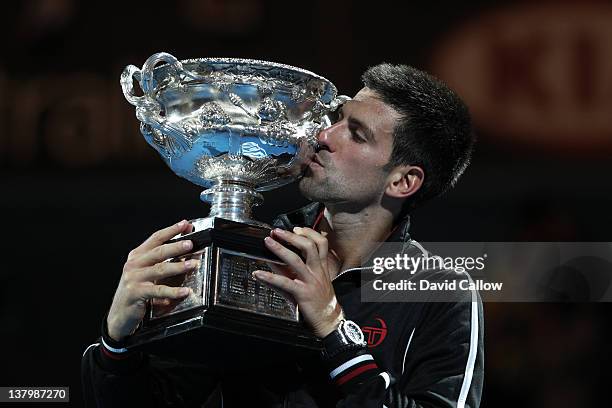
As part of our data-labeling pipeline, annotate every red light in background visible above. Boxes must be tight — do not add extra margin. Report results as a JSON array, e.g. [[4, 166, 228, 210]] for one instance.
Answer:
[[430, 3, 612, 154]]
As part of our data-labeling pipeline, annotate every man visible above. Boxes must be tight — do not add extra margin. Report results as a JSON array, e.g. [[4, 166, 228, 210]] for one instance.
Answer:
[[82, 63, 483, 407]]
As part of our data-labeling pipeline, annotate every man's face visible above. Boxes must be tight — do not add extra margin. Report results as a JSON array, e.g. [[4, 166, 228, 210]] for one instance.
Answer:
[[299, 87, 400, 209]]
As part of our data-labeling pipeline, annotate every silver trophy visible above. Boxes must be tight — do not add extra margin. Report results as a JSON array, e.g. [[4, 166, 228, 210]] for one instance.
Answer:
[[120, 52, 347, 350]]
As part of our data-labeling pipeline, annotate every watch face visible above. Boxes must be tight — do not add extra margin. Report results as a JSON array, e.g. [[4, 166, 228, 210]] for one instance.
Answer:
[[343, 320, 365, 345]]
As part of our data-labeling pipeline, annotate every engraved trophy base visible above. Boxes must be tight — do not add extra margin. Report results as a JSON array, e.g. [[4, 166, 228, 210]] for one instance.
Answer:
[[125, 218, 321, 352]]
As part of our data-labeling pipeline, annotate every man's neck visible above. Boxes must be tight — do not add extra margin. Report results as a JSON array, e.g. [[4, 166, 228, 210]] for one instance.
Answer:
[[318, 204, 396, 277]]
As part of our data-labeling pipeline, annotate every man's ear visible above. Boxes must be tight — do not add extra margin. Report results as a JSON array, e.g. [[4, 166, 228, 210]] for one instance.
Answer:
[[384, 165, 424, 199]]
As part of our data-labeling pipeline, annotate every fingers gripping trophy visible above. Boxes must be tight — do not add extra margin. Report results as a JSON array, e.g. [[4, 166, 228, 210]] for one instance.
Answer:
[[119, 52, 348, 350]]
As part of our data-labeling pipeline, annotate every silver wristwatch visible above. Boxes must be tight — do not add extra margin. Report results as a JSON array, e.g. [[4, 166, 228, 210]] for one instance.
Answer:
[[322, 319, 367, 359]]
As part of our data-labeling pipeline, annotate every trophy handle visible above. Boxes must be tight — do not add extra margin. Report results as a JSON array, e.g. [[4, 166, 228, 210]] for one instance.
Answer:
[[320, 95, 351, 127], [121, 52, 201, 105], [141, 52, 189, 94], [120, 64, 146, 106], [328, 95, 351, 111], [121, 52, 203, 154]]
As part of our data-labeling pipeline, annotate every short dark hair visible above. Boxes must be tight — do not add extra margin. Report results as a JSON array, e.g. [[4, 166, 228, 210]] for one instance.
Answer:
[[361, 63, 475, 216]]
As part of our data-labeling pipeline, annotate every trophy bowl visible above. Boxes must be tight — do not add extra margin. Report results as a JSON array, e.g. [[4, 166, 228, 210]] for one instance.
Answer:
[[120, 52, 348, 350], [121, 52, 347, 228]]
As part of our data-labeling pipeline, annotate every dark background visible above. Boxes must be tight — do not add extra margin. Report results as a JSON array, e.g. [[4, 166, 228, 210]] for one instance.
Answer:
[[1, 0, 611, 406]]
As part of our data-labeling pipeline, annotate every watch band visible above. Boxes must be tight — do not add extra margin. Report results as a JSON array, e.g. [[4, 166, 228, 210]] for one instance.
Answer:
[[322, 319, 367, 360]]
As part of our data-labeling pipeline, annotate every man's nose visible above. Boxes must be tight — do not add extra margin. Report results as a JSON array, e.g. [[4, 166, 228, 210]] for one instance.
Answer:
[[316, 122, 340, 152]]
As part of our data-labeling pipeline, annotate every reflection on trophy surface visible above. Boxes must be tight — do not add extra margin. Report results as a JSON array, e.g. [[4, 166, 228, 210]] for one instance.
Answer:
[[120, 52, 348, 349]]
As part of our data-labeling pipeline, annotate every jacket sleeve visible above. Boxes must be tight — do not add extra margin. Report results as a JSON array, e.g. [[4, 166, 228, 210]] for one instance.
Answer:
[[332, 297, 484, 408], [81, 341, 221, 408]]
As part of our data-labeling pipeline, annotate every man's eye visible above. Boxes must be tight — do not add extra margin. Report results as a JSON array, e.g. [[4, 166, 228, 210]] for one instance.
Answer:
[[350, 130, 365, 143]]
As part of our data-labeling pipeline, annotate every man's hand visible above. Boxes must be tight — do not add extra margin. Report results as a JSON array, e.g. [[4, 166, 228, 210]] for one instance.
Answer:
[[107, 220, 198, 342], [252, 227, 344, 338]]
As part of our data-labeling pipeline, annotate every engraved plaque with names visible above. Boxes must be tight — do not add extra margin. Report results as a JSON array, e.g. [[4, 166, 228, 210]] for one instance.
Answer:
[[214, 248, 298, 321]]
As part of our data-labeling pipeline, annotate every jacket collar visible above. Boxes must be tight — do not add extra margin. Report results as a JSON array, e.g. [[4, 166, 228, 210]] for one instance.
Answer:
[[273, 202, 411, 244]]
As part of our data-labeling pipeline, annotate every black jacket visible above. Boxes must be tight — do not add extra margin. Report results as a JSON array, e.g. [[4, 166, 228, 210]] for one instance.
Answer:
[[82, 203, 484, 407]]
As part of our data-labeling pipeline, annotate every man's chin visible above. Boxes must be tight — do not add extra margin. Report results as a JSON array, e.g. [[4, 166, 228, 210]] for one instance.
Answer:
[[298, 176, 321, 201]]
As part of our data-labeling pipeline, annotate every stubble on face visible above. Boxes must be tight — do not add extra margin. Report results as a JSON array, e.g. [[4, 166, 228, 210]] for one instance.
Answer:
[[298, 159, 346, 204]]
